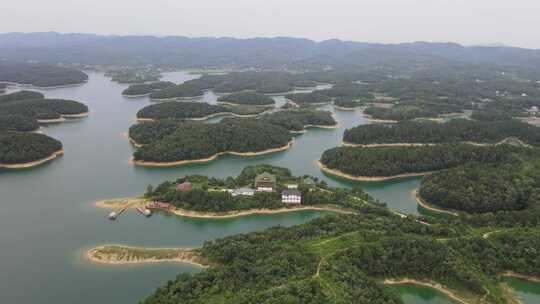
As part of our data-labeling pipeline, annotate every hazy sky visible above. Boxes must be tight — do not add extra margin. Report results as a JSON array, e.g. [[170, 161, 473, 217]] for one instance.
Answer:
[[1, 0, 539, 48]]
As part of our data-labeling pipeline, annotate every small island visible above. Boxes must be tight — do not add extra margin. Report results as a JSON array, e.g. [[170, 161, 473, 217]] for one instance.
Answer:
[[131, 120, 293, 166], [363, 101, 461, 122], [0, 132, 63, 169], [122, 81, 175, 97], [259, 109, 338, 132], [217, 91, 275, 106], [136, 101, 270, 121]]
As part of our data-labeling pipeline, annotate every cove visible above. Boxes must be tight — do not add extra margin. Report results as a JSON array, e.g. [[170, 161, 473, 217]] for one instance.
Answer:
[[0, 71, 535, 304]]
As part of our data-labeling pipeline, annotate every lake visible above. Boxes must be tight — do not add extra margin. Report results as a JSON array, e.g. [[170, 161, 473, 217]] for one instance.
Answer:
[[0, 71, 536, 304]]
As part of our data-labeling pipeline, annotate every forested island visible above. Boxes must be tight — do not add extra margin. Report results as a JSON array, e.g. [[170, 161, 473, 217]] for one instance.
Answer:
[[320, 144, 526, 180], [0, 132, 63, 168], [333, 96, 363, 110], [90, 166, 540, 303], [106, 68, 161, 84], [343, 119, 540, 146], [0, 90, 88, 168], [131, 120, 293, 165], [217, 91, 275, 106], [363, 101, 461, 121], [285, 92, 332, 105], [122, 81, 175, 97], [0, 62, 88, 87], [259, 109, 337, 132], [136, 101, 269, 121]]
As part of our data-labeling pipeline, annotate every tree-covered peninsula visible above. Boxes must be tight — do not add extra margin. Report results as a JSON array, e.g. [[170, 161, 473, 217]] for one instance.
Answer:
[[418, 157, 540, 214], [132, 119, 292, 164], [136, 101, 269, 121], [363, 101, 461, 121], [0, 90, 44, 103], [259, 109, 337, 132], [343, 119, 540, 146], [0, 62, 88, 87], [0, 132, 63, 166], [320, 144, 525, 179], [122, 81, 175, 97], [0, 98, 88, 121], [0, 115, 39, 132], [217, 91, 275, 106]]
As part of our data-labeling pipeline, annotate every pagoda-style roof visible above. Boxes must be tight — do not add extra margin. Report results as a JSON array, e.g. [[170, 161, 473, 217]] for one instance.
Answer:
[[255, 172, 276, 184]]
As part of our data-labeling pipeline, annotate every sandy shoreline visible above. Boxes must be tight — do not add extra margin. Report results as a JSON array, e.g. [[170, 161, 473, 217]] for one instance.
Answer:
[[334, 106, 357, 111], [342, 138, 528, 148], [342, 142, 436, 148], [122, 93, 151, 98], [216, 101, 275, 107], [121, 132, 143, 148], [504, 271, 540, 283], [413, 189, 459, 216], [149, 95, 204, 101], [0, 149, 64, 169], [317, 161, 431, 182], [94, 197, 351, 219], [136, 111, 266, 123], [87, 245, 208, 268], [36, 111, 89, 123], [383, 279, 470, 304], [167, 205, 353, 219], [131, 140, 294, 167]]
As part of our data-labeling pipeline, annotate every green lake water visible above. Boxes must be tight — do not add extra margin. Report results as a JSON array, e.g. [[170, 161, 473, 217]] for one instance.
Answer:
[[0, 71, 534, 303]]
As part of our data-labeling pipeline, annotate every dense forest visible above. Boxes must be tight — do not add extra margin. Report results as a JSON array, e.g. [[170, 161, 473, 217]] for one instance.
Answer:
[[0, 98, 88, 120], [333, 96, 363, 109], [0, 90, 44, 103], [419, 158, 540, 213], [285, 92, 332, 104], [259, 109, 337, 132], [132, 120, 292, 163], [343, 119, 540, 146], [0, 62, 88, 87], [121, 81, 175, 96], [149, 83, 205, 100], [217, 91, 275, 106], [136, 101, 268, 120], [363, 101, 461, 121], [320, 144, 526, 177], [106, 68, 161, 84], [0, 132, 62, 164], [0, 115, 39, 132]]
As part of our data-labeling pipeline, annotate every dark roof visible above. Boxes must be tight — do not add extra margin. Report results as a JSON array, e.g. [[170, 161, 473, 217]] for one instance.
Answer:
[[282, 189, 301, 196], [255, 172, 276, 183]]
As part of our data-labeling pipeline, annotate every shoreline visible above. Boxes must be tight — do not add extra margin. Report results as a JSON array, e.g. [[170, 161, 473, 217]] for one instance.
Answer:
[[318, 160, 431, 182], [87, 245, 208, 268], [94, 197, 352, 219], [504, 271, 540, 283], [149, 95, 204, 101], [413, 189, 460, 216], [383, 279, 470, 304], [334, 106, 357, 111], [122, 133, 143, 148], [216, 101, 275, 107], [290, 123, 340, 134], [37, 111, 89, 123], [131, 140, 294, 167], [122, 93, 151, 98], [2, 80, 88, 89], [0, 149, 64, 169], [136, 110, 267, 123]]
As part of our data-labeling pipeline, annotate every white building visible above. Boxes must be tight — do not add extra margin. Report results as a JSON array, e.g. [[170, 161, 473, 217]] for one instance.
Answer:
[[231, 187, 255, 197], [281, 189, 301, 205]]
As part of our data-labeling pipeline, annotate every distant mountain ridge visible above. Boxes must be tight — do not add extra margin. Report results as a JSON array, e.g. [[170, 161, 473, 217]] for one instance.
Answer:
[[0, 32, 539, 69]]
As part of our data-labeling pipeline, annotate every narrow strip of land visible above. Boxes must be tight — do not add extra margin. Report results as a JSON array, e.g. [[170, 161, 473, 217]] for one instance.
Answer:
[[87, 245, 208, 267], [318, 160, 431, 181]]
